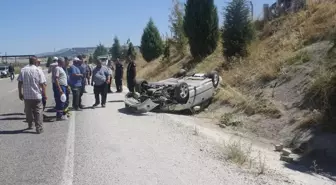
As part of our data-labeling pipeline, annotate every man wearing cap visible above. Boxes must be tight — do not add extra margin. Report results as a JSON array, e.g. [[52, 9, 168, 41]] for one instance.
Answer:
[[53, 57, 68, 120], [91, 58, 110, 108], [48, 57, 58, 74], [18, 56, 47, 134]]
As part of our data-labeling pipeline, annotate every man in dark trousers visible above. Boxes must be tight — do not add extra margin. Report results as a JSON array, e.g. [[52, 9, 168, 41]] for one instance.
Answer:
[[126, 56, 136, 93], [91, 59, 110, 108], [74, 57, 86, 109], [78, 55, 89, 93], [68, 57, 84, 110], [114, 58, 123, 92], [8, 63, 15, 81], [107, 59, 113, 93]]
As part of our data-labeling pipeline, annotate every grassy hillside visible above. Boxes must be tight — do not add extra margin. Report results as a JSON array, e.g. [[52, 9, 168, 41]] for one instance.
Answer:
[[136, 2, 336, 163]]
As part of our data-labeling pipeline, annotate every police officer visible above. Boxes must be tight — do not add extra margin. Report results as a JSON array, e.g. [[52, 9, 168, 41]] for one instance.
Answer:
[[114, 58, 123, 92], [126, 56, 136, 93]]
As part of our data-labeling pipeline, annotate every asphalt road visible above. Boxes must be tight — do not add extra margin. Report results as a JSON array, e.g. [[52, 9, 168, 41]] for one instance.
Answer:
[[0, 73, 322, 185]]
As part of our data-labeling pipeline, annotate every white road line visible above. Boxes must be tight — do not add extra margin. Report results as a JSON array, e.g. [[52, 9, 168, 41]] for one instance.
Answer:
[[60, 112, 76, 185], [8, 88, 17, 93]]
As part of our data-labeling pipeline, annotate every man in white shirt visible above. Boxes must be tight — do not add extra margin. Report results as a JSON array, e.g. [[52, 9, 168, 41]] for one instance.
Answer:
[[52, 57, 68, 121], [18, 56, 47, 134]]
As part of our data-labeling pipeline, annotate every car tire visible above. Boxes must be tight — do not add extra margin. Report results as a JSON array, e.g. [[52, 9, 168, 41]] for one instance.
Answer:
[[206, 71, 220, 88], [174, 82, 189, 104], [135, 79, 148, 93]]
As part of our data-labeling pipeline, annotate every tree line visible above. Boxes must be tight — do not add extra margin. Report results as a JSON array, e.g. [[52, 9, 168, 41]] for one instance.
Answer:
[[46, 0, 254, 65], [137, 0, 254, 63]]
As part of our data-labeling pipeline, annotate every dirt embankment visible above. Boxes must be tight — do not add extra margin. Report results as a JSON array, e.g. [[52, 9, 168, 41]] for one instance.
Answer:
[[136, 2, 336, 179]]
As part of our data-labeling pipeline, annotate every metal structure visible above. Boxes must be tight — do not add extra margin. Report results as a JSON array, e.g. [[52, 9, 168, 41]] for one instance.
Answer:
[[0, 54, 35, 64]]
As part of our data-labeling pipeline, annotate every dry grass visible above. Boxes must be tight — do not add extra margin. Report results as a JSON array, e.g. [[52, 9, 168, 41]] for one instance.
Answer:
[[285, 51, 311, 65], [222, 139, 267, 174], [308, 69, 336, 107], [219, 113, 243, 127], [222, 3, 336, 87], [224, 139, 252, 166]]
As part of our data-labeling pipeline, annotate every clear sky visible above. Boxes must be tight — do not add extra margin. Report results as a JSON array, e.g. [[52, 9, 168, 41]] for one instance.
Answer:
[[0, 0, 273, 55]]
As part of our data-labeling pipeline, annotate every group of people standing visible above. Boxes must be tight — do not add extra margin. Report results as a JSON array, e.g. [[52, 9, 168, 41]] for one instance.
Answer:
[[17, 54, 137, 134]]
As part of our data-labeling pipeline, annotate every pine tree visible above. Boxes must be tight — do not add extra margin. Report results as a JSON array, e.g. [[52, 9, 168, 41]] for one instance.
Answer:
[[140, 18, 164, 62], [93, 43, 108, 60], [110, 36, 122, 60], [127, 42, 137, 60], [222, 0, 254, 59], [183, 0, 219, 59], [169, 0, 187, 55]]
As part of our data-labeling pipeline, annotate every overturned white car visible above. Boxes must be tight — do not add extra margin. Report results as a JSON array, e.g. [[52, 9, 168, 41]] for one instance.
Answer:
[[124, 70, 221, 113]]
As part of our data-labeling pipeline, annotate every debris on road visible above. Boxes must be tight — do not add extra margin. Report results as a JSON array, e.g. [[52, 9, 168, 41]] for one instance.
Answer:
[[282, 148, 292, 156], [275, 144, 284, 151], [280, 155, 294, 163]]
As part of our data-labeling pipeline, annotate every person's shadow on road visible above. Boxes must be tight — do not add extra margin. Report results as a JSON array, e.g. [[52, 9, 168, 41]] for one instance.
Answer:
[[0, 113, 26, 121], [0, 117, 26, 121], [108, 100, 124, 103], [0, 128, 36, 135], [117, 108, 146, 116]]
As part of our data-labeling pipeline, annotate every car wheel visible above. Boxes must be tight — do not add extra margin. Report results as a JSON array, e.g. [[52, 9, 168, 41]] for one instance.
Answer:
[[174, 82, 189, 104], [207, 71, 220, 88], [135, 79, 148, 93]]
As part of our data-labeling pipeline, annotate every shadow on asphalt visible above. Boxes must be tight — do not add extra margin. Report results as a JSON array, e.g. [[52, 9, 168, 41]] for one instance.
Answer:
[[0, 128, 36, 135], [0, 113, 25, 116], [44, 106, 55, 109], [81, 106, 95, 110], [108, 100, 124, 103], [43, 115, 56, 122], [0, 117, 26, 121], [45, 108, 56, 113], [117, 108, 147, 116]]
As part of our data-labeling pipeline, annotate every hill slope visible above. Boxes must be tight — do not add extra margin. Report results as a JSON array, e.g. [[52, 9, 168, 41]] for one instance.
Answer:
[[136, 2, 336, 176]]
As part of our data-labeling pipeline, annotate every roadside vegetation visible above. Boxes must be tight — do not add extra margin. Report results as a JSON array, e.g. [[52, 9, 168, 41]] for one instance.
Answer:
[[88, 0, 336, 176]]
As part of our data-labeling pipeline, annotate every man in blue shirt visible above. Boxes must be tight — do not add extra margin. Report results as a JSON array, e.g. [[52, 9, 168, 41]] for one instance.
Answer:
[[70, 57, 85, 110], [78, 55, 90, 93]]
